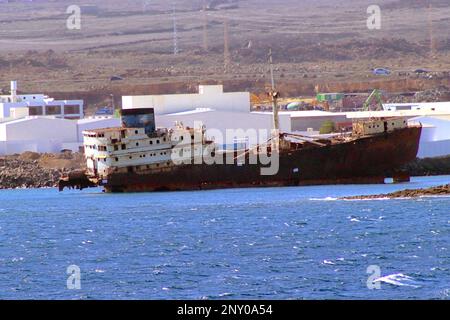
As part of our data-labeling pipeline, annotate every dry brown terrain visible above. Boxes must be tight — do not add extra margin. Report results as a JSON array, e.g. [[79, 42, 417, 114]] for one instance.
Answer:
[[0, 0, 449, 111]]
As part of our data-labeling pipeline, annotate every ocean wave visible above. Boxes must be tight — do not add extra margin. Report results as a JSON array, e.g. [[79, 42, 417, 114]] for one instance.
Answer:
[[373, 273, 421, 288]]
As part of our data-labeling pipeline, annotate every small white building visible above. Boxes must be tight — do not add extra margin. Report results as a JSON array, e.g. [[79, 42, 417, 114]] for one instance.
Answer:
[[384, 102, 450, 112], [0, 81, 84, 120]]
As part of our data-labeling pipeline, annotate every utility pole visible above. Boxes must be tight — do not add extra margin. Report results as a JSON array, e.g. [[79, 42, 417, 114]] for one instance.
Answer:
[[172, 2, 178, 55], [202, 0, 208, 51], [268, 48, 280, 152], [224, 18, 230, 72], [110, 94, 115, 111], [428, 3, 436, 59]]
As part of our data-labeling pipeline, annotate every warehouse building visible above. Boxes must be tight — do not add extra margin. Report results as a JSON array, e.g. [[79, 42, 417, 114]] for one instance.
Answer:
[[0, 116, 120, 155], [122, 85, 250, 115]]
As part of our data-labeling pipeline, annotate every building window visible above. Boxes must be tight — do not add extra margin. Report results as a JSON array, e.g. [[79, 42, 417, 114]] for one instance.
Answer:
[[115, 157, 119, 162], [46, 105, 62, 115], [28, 106, 43, 116], [136, 142, 139, 146], [64, 105, 80, 114]]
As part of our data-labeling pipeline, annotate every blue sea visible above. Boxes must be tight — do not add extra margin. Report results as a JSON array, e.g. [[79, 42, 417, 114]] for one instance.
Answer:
[[0, 176, 449, 300]]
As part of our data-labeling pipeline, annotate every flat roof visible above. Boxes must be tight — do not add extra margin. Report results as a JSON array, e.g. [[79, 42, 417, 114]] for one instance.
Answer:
[[165, 108, 214, 116]]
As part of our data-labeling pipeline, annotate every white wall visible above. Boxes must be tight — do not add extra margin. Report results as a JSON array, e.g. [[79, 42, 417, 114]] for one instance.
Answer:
[[0, 117, 123, 155], [411, 116, 450, 158], [122, 85, 251, 115], [3, 118, 77, 142]]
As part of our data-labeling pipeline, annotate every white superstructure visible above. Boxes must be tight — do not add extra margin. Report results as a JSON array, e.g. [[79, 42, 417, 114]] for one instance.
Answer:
[[82, 123, 208, 178]]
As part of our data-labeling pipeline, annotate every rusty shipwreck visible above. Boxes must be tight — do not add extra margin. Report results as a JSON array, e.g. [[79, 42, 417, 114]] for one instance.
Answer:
[[59, 106, 422, 193]]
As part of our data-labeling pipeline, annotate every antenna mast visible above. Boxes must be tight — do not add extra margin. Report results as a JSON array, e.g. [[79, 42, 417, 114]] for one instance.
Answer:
[[224, 18, 231, 72], [202, 0, 208, 51], [172, 2, 178, 55], [427, 4, 436, 59]]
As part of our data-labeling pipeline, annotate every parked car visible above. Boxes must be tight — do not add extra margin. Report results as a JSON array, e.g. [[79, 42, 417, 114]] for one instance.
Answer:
[[414, 68, 430, 74], [372, 68, 391, 76], [110, 75, 123, 81]]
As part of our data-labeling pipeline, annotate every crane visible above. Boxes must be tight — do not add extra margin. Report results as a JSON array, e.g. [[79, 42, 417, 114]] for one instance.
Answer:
[[362, 89, 384, 111]]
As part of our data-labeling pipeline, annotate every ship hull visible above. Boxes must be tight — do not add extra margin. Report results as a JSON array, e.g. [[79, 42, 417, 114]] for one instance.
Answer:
[[100, 126, 422, 193]]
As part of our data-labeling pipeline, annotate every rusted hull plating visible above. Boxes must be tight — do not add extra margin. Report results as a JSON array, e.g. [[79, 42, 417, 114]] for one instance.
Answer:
[[93, 126, 422, 193]]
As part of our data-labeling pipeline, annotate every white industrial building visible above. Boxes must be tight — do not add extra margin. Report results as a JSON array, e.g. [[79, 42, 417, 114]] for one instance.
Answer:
[[0, 116, 120, 155], [0, 80, 122, 155], [411, 116, 450, 158], [122, 85, 250, 115], [0, 81, 83, 120], [384, 102, 450, 112]]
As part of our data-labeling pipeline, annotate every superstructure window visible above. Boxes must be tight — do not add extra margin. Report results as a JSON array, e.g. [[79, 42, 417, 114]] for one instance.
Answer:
[[121, 144, 126, 150]]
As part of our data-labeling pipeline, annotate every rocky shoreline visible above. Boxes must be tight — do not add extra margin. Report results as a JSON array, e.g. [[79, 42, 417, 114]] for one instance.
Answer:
[[0, 152, 84, 190], [343, 184, 450, 200]]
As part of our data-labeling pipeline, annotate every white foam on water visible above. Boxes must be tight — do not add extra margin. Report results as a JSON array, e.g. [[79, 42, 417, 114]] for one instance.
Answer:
[[343, 197, 392, 202], [419, 194, 450, 199], [309, 197, 338, 201], [373, 273, 420, 288]]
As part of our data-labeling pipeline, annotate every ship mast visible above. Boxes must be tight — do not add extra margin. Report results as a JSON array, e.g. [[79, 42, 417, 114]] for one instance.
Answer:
[[269, 48, 280, 131], [268, 49, 280, 151]]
